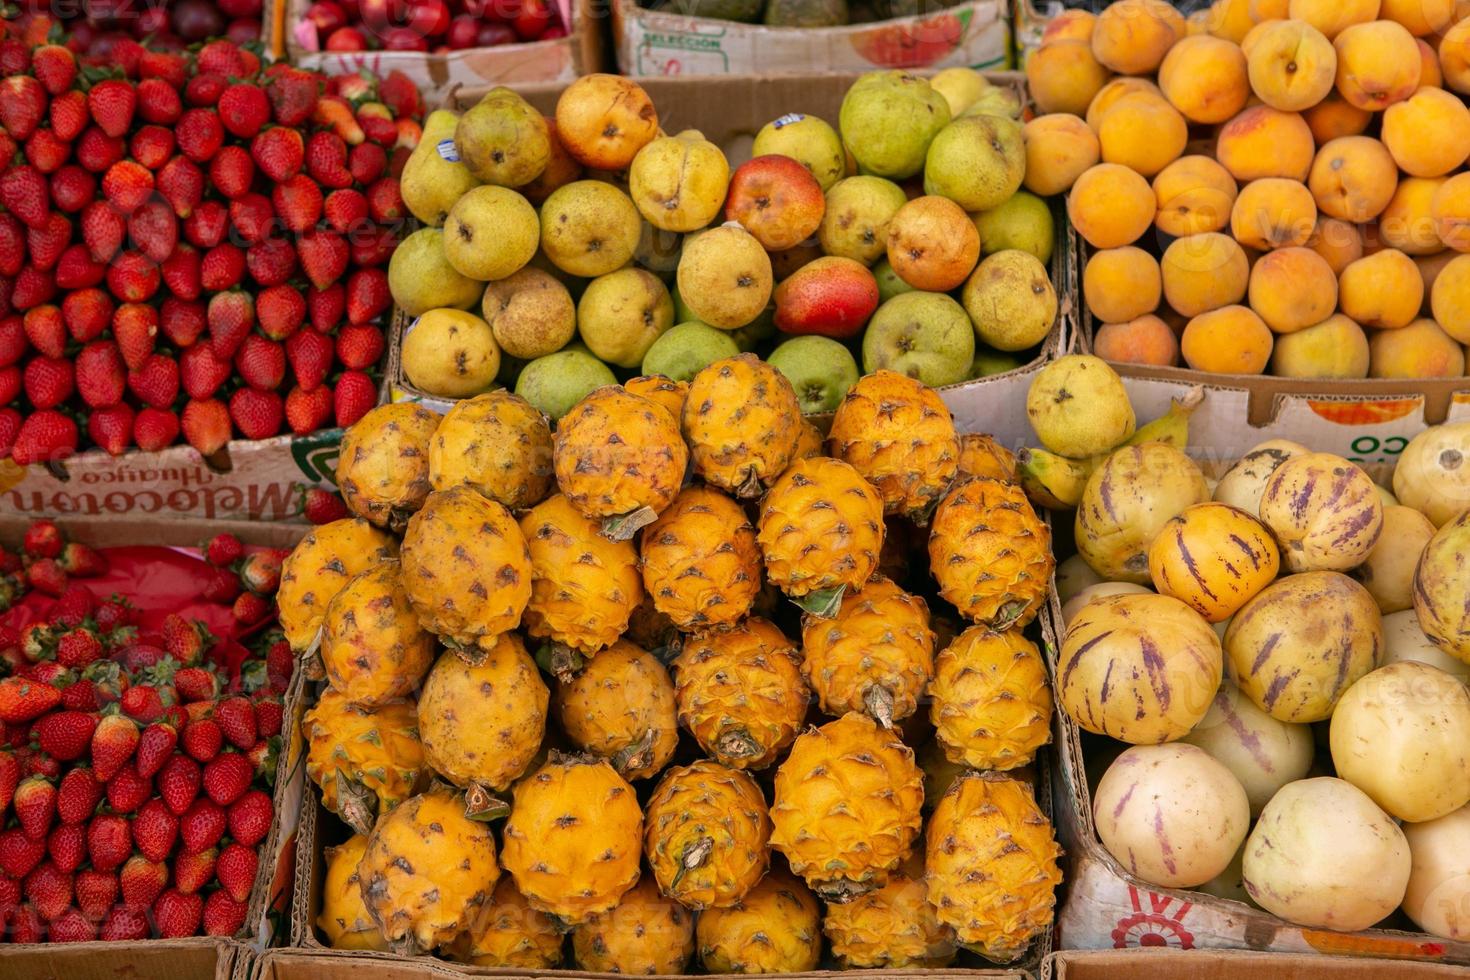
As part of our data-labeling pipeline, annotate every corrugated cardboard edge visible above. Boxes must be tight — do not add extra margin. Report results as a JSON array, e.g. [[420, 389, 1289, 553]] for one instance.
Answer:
[[1041, 948, 1470, 979], [0, 933, 248, 978]]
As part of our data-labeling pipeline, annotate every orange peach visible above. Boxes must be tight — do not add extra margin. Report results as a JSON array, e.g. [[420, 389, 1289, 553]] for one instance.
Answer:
[[1153, 156, 1239, 237], [1380, 178, 1448, 255], [1307, 217, 1365, 273], [1159, 35, 1251, 123], [1334, 21, 1422, 111], [1429, 253, 1470, 342], [1083, 246, 1163, 323], [1091, 0, 1188, 76], [1024, 115, 1102, 197], [885, 195, 979, 292], [1380, 0, 1455, 36], [1417, 250, 1457, 313], [1205, 0, 1254, 43], [1307, 136, 1399, 223], [1270, 313, 1371, 377], [1181, 305, 1274, 373], [1041, 8, 1097, 44], [1302, 94, 1372, 144], [1287, 0, 1380, 40], [1248, 246, 1339, 331], [1369, 317, 1467, 376], [1027, 40, 1114, 116], [1093, 315, 1181, 365], [1098, 93, 1189, 177], [1245, 20, 1338, 111], [1085, 77, 1164, 131], [1215, 106, 1316, 182], [1431, 173, 1470, 252], [1231, 178, 1319, 250], [1161, 232, 1251, 316], [1338, 248, 1424, 328], [1442, 19, 1470, 95], [726, 154, 827, 251], [1382, 88, 1470, 178], [1248, 0, 1289, 21], [1417, 39, 1442, 90], [1069, 163, 1158, 249]]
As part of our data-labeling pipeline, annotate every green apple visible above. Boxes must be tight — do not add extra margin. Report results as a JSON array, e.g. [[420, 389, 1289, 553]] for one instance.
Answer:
[[768, 336, 860, 413]]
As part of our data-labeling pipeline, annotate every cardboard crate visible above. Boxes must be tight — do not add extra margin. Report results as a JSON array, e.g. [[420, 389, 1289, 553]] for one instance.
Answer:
[[612, 0, 1009, 77], [1042, 948, 1470, 979], [0, 937, 248, 979]]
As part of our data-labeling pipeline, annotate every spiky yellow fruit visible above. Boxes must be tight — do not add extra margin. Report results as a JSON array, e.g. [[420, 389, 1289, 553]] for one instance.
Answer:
[[673, 617, 808, 770], [501, 755, 644, 926], [359, 785, 501, 956], [697, 870, 821, 974], [428, 390, 554, 510], [957, 433, 1017, 483], [572, 876, 696, 974], [794, 420, 824, 460], [930, 626, 1052, 771], [624, 374, 689, 421], [926, 774, 1062, 963], [305, 688, 426, 835], [399, 485, 533, 656], [554, 639, 677, 781], [823, 870, 957, 969], [417, 636, 548, 812], [645, 760, 771, 910], [320, 562, 435, 707], [928, 477, 1054, 629], [683, 354, 803, 498], [770, 712, 924, 902], [800, 576, 935, 726], [446, 877, 564, 969], [829, 370, 960, 519], [640, 485, 762, 632], [520, 494, 643, 654], [278, 518, 398, 653], [336, 403, 442, 531], [758, 456, 885, 616], [317, 834, 386, 951]]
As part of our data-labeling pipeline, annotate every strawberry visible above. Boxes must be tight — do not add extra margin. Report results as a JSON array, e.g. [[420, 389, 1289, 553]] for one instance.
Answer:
[[0, 364, 18, 404], [380, 70, 424, 120], [14, 775, 56, 839], [200, 243, 246, 291], [32, 45, 79, 96], [113, 303, 158, 369], [205, 533, 244, 568], [233, 592, 274, 628], [48, 91, 89, 144], [56, 767, 101, 826], [127, 200, 178, 264], [126, 353, 179, 410], [197, 41, 248, 77], [266, 69, 319, 128], [135, 721, 177, 779], [230, 388, 283, 441], [0, 751, 19, 810], [228, 193, 274, 245], [154, 887, 203, 937], [273, 174, 325, 235], [305, 131, 353, 188], [25, 128, 72, 175], [348, 141, 388, 186], [174, 846, 216, 895], [178, 798, 225, 853], [307, 283, 345, 332], [333, 371, 377, 428], [26, 860, 73, 920], [104, 763, 149, 814], [184, 72, 227, 109], [250, 127, 304, 182], [0, 218, 22, 279], [238, 551, 283, 595], [89, 713, 138, 782], [182, 398, 231, 456], [35, 711, 97, 762], [209, 145, 255, 201], [22, 307, 65, 359], [301, 486, 348, 524], [215, 840, 258, 902], [129, 125, 175, 171], [62, 289, 113, 343], [11, 266, 59, 311], [0, 164, 51, 228], [80, 201, 127, 263], [214, 697, 257, 751], [75, 126, 125, 174], [176, 109, 224, 163], [350, 224, 399, 268], [207, 291, 254, 359], [133, 407, 179, 452], [50, 166, 98, 215], [252, 288, 305, 346], [245, 237, 298, 287], [55, 246, 107, 291], [51, 584, 96, 626], [162, 245, 202, 302], [336, 325, 386, 374], [0, 826, 45, 878], [0, 677, 61, 724], [218, 84, 269, 139], [23, 356, 75, 410], [284, 385, 332, 436], [119, 683, 171, 724], [55, 628, 103, 670], [174, 667, 218, 705], [9, 904, 44, 942], [101, 160, 154, 215], [24, 556, 70, 595], [234, 335, 285, 391], [86, 811, 131, 872], [161, 297, 206, 347], [179, 345, 229, 402], [74, 867, 117, 921], [56, 542, 105, 577], [321, 188, 367, 234], [230, 790, 275, 852], [138, 49, 187, 87], [0, 37, 29, 75], [136, 77, 182, 126], [119, 855, 167, 907], [26, 213, 72, 272], [296, 228, 349, 291], [106, 250, 162, 303], [48, 822, 87, 873], [203, 887, 246, 937], [132, 798, 177, 863], [49, 905, 98, 942], [201, 751, 253, 808], [156, 156, 205, 220], [100, 904, 151, 940], [0, 75, 46, 142], [87, 80, 136, 139]]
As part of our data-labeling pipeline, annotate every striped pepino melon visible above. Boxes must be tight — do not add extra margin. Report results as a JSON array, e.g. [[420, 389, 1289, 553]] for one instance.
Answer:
[[1075, 443, 1211, 584], [1257, 452, 1383, 574], [1148, 502, 1280, 623]]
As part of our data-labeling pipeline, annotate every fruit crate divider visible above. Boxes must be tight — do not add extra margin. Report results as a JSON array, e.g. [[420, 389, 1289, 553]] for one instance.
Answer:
[[0, 936, 247, 979]]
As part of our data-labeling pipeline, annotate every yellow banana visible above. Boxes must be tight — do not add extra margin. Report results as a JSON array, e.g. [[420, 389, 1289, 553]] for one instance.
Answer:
[[1018, 447, 1094, 510], [1119, 387, 1205, 452]]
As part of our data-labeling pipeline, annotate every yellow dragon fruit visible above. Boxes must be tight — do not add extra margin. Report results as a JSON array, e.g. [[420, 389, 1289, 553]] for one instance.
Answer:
[[304, 688, 427, 835], [399, 485, 532, 658], [320, 562, 435, 707], [769, 712, 924, 902], [696, 869, 821, 974], [823, 867, 957, 968], [316, 834, 387, 951], [278, 518, 398, 654], [336, 403, 442, 532], [428, 390, 554, 511], [928, 477, 1053, 630], [644, 760, 771, 910], [793, 420, 824, 460], [800, 576, 935, 727], [673, 617, 809, 770], [624, 374, 689, 422], [446, 877, 564, 969], [639, 485, 762, 632], [930, 626, 1052, 772], [957, 433, 1017, 483], [553, 639, 677, 781], [829, 370, 960, 520], [571, 876, 696, 974], [683, 354, 803, 498]]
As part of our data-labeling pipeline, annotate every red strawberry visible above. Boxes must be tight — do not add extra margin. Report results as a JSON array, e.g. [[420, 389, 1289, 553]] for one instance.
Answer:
[[0, 676, 62, 724], [89, 713, 138, 782], [87, 80, 136, 138], [205, 533, 244, 567], [174, 846, 216, 895], [0, 38, 30, 74], [0, 826, 45, 878], [131, 798, 177, 863], [24, 557, 69, 596], [50, 166, 98, 215], [75, 126, 125, 173], [26, 860, 73, 920], [62, 289, 113, 343], [232, 591, 274, 627], [307, 283, 345, 332], [173, 667, 218, 704], [284, 330, 333, 392], [252, 287, 305, 345], [296, 229, 349, 291], [138, 49, 187, 87], [273, 175, 325, 235], [55, 628, 103, 670], [182, 398, 231, 456], [336, 325, 385, 373], [136, 77, 183, 125], [80, 201, 127, 263], [228, 193, 274, 245], [234, 335, 286, 391], [178, 798, 225, 853], [218, 84, 269, 139], [0, 364, 18, 403], [25, 128, 72, 175], [178, 344, 229, 402], [133, 407, 179, 452], [305, 131, 353, 188], [245, 237, 297, 287], [51, 584, 96, 626], [0, 76, 47, 142], [197, 41, 248, 77], [213, 697, 257, 751], [201, 751, 253, 808], [352, 223, 400, 268], [154, 887, 203, 937], [333, 371, 377, 428], [23, 306, 66, 358], [379, 70, 424, 119], [0, 217, 22, 279], [161, 297, 206, 346], [49, 905, 97, 942], [207, 292, 254, 359], [119, 854, 167, 907], [56, 768, 102, 826], [75, 867, 117, 921], [266, 69, 319, 127], [32, 45, 79, 96], [9, 904, 44, 942], [100, 904, 151, 940], [26, 213, 72, 272], [0, 164, 51, 228], [229, 791, 273, 852], [101, 160, 154, 214], [302, 487, 348, 524], [135, 721, 177, 779], [199, 242, 245, 290], [126, 353, 179, 410], [104, 763, 149, 814], [127, 200, 178, 264], [35, 711, 97, 762], [238, 550, 283, 595], [215, 841, 258, 902], [48, 821, 89, 873], [129, 125, 175, 170], [11, 266, 59, 310], [209, 145, 255, 201], [113, 302, 158, 369], [176, 109, 224, 163], [184, 73, 227, 109], [229, 388, 283, 441], [203, 888, 246, 937], [157, 156, 205, 219], [0, 750, 19, 810], [56, 541, 105, 578], [49, 91, 89, 143], [106, 251, 162, 303], [250, 127, 303, 182], [349, 141, 388, 186], [24, 356, 75, 410], [321, 188, 367, 234], [162, 245, 202, 301], [284, 385, 333, 436], [86, 812, 130, 872], [14, 775, 56, 838], [55, 245, 107, 291], [119, 682, 171, 724]]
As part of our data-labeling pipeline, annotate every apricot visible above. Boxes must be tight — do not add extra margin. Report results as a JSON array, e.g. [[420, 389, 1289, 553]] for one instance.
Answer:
[[1245, 20, 1337, 111], [1307, 217, 1365, 273], [1098, 93, 1189, 177], [1160, 35, 1251, 123], [1028, 40, 1114, 116], [1205, 0, 1254, 43], [1086, 77, 1163, 131], [1380, 178, 1448, 256], [1382, 88, 1470, 179], [1287, 0, 1380, 40], [1153, 156, 1239, 237], [1302, 95, 1372, 144], [1215, 106, 1316, 182], [1091, 0, 1188, 76], [1231, 178, 1319, 250], [1429, 253, 1470, 343], [1417, 251, 1457, 314], [1181, 305, 1274, 373], [1441, 19, 1470, 95], [1369, 317, 1467, 377], [1334, 21, 1421, 111], [1024, 115, 1101, 197], [1417, 39, 1442, 90], [1307, 136, 1398, 223], [1248, 246, 1338, 332], [1084, 246, 1163, 323], [1270, 314, 1371, 378], [1431, 173, 1470, 252], [1041, 9, 1096, 44], [1380, 0, 1455, 36], [1247, 0, 1289, 21], [1338, 248, 1424, 329], [1093, 315, 1181, 366], [1161, 232, 1251, 316], [1069, 163, 1158, 249]]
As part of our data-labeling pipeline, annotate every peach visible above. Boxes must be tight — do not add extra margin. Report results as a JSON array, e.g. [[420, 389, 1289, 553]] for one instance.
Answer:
[[1024, 115, 1101, 197], [1231, 178, 1319, 250], [725, 154, 826, 252], [1307, 217, 1365, 273], [1382, 88, 1470, 178], [1153, 156, 1239, 237], [1307, 136, 1399, 223], [1248, 0, 1289, 21], [1205, 0, 1254, 43], [1380, 0, 1455, 36], [1441, 19, 1470, 95], [1369, 317, 1467, 377], [1429, 253, 1470, 342], [1093, 315, 1181, 366], [1245, 20, 1338, 112], [1417, 251, 1457, 313], [1338, 248, 1424, 329], [1041, 9, 1097, 44], [1380, 178, 1448, 256], [1086, 77, 1163, 131], [1161, 232, 1251, 316], [1417, 39, 1442, 90], [1159, 35, 1251, 123], [1181, 305, 1274, 373], [1302, 95, 1372, 144], [1098, 93, 1189, 177], [1028, 40, 1114, 116], [1069, 163, 1158, 249], [1270, 313, 1371, 378], [1287, 0, 1380, 40], [1083, 246, 1163, 323], [555, 74, 659, 171], [1334, 21, 1421, 111], [1091, 0, 1188, 76], [1248, 246, 1338, 332], [1431, 173, 1470, 252], [1215, 106, 1316, 182], [885, 195, 979, 292]]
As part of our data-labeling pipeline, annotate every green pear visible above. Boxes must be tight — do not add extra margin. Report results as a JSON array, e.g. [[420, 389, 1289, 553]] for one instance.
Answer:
[[924, 115, 1025, 213], [973, 191, 1055, 264], [515, 349, 617, 420], [401, 110, 480, 227], [838, 70, 951, 180], [388, 228, 484, 317], [454, 87, 550, 187], [861, 292, 974, 387], [642, 322, 741, 381], [752, 113, 846, 190]]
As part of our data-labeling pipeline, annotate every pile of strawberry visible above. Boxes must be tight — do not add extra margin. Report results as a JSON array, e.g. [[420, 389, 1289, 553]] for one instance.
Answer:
[[0, 520, 293, 942], [0, 32, 426, 467]]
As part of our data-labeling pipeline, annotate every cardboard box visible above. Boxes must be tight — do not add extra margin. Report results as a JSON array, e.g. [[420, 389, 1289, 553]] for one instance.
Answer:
[[1042, 948, 1470, 979], [613, 0, 1009, 77], [0, 937, 248, 980]]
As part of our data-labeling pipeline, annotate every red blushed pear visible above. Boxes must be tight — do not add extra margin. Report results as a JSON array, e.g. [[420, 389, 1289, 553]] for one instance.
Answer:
[[725, 155, 827, 252], [774, 257, 880, 340]]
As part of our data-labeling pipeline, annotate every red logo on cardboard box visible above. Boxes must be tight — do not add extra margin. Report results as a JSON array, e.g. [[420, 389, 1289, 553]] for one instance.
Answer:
[[1111, 886, 1195, 950]]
